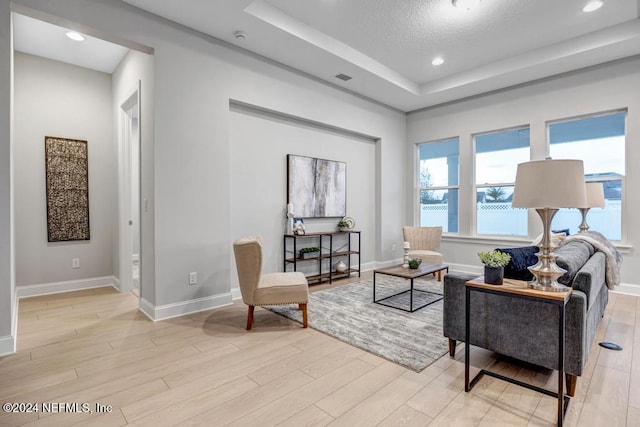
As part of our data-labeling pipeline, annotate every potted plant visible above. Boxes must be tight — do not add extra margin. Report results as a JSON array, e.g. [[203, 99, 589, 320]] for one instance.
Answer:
[[408, 258, 422, 269], [299, 247, 321, 259], [478, 250, 511, 285], [337, 219, 350, 231]]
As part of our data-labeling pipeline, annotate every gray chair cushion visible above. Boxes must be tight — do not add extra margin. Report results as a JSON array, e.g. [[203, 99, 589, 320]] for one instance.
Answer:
[[555, 240, 595, 285]]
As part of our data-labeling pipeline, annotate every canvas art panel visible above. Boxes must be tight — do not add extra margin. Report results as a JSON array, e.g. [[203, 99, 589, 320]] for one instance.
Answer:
[[45, 136, 90, 242], [287, 154, 346, 218]]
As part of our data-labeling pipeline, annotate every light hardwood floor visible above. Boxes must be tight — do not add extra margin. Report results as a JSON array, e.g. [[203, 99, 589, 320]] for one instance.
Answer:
[[0, 273, 638, 426]]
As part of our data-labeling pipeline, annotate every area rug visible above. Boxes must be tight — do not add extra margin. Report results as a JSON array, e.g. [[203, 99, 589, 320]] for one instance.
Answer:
[[267, 276, 449, 372]]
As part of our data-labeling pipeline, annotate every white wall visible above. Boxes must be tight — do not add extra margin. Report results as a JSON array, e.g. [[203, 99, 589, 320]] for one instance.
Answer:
[[5, 0, 406, 321], [13, 52, 116, 286], [229, 103, 377, 282], [407, 57, 640, 285], [0, 3, 14, 354], [111, 48, 155, 304]]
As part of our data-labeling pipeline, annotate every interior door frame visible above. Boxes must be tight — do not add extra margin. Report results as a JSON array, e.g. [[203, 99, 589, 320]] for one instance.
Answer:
[[118, 82, 141, 294]]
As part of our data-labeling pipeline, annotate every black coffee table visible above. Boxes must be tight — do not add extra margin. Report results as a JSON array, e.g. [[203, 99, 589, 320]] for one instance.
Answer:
[[373, 264, 449, 312]]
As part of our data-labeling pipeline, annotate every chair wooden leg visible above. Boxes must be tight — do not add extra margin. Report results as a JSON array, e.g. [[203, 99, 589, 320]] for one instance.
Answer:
[[299, 303, 308, 328], [565, 374, 577, 397], [448, 338, 457, 357], [246, 305, 254, 330], [437, 270, 442, 281]]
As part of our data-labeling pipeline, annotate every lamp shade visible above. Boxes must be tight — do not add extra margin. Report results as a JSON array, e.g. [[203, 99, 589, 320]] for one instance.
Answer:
[[583, 182, 605, 208], [512, 159, 587, 208]]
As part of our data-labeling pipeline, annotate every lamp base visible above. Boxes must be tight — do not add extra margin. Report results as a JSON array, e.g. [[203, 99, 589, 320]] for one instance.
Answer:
[[527, 280, 569, 292], [527, 208, 570, 292]]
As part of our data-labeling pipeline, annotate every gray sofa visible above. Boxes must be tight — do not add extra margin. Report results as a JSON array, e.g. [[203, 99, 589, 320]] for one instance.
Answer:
[[443, 239, 608, 396]]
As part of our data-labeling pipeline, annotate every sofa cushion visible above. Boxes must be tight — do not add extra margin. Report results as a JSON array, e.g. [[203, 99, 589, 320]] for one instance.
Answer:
[[555, 240, 595, 285], [496, 246, 539, 281]]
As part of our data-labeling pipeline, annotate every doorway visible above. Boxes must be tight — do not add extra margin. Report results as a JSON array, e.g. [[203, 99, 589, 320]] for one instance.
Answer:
[[120, 85, 142, 296]]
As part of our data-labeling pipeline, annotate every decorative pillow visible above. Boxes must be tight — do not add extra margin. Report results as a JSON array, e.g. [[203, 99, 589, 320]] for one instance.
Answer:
[[496, 246, 539, 281], [532, 231, 568, 247]]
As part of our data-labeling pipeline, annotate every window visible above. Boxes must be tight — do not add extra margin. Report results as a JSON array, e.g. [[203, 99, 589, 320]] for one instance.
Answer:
[[549, 112, 625, 240], [475, 128, 530, 236], [418, 138, 459, 233]]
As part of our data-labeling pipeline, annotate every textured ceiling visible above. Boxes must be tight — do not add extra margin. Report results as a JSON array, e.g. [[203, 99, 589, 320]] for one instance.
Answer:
[[122, 0, 640, 111], [18, 0, 640, 111]]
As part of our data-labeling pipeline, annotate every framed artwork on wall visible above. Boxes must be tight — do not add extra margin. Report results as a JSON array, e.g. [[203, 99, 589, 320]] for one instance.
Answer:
[[287, 154, 346, 218], [44, 136, 90, 242]]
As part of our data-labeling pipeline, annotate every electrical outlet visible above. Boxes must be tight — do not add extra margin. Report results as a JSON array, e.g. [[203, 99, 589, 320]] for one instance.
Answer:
[[188, 272, 197, 285], [72, 258, 80, 269]]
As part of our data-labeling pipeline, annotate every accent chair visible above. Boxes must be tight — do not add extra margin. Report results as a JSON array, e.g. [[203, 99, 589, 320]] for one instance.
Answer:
[[233, 235, 309, 330], [402, 226, 444, 280]]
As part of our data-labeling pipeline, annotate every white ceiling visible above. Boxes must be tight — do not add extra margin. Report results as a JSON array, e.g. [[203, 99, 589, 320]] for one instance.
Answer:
[[12, 1, 640, 111], [12, 13, 128, 74], [121, 0, 640, 111]]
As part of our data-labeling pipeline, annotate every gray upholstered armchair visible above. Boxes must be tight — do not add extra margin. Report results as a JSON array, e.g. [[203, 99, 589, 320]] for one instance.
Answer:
[[233, 235, 309, 330]]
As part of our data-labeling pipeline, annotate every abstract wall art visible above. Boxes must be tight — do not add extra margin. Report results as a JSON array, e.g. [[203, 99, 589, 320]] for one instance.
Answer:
[[44, 136, 90, 242], [287, 154, 346, 218]]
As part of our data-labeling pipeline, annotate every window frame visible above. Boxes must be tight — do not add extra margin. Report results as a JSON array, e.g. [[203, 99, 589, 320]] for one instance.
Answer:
[[546, 109, 627, 241], [415, 137, 460, 234], [472, 125, 531, 237]]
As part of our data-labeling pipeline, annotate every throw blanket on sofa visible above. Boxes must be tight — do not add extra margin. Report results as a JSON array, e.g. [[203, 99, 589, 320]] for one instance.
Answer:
[[561, 231, 622, 288]]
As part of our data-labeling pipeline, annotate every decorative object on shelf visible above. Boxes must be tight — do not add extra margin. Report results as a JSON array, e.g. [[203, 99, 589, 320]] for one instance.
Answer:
[[408, 258, 422, 269], [286, 202, 294, 234], [478, 250, 511, 285], [343, 216, 356, 229], [402, 241, 410, 268], [578, 182, 605, 233], [299, 247, 320, 259], [287, 154, 346, 218], [512, 159, 587, 292], [45, 136, 90, 242], [335, 260, 347, 273], [336, 218, 350, 231], [293, 217, 305, 235]]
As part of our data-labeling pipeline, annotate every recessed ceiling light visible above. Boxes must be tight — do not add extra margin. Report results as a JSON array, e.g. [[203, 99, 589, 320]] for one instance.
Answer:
[[432, 57, 445, 66], [65, 31, 85, 41], [452, 0, 481, 11], [582, 1, 603, 12]]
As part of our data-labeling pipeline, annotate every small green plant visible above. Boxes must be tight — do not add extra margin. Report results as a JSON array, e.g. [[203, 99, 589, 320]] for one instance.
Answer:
[[337, 219, 350, 229], [477, 250, 511, 268], [408, 258, 421, 269], [299, 247, 320, 258]]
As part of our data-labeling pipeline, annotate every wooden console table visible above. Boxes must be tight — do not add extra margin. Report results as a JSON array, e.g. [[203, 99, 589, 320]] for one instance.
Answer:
[[464, 277, 571, 426]]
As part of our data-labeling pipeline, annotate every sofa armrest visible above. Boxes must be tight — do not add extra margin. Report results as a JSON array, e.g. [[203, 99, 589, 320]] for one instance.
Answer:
[[572, 252, 606, 311], [443, 273, 478, 343]]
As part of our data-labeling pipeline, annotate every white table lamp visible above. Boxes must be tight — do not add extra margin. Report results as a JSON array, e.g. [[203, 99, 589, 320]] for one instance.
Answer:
[[512, 159, 587, 292], [578, 182, 605, 233]]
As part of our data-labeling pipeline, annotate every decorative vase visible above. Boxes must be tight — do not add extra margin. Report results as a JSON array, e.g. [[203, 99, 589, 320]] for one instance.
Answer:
[[484, 266, 504, 285], [335, 260, 347, 273]]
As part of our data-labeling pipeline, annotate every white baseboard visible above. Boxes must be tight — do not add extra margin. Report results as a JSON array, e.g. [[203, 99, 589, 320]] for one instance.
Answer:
[[0, 334, 15, 357], [611, 283, 640, 297], [231, 287, 242, 301], [139, 293, 233, 322], [112, 276, 121, 292], [371, 259, 402, 269], [16, 276, 119, 299]]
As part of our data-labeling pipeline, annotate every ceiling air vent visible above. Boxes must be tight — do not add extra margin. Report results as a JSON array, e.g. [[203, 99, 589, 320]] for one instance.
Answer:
[[335, 73, 352, 81]]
